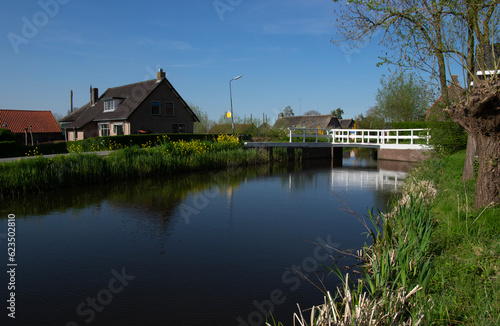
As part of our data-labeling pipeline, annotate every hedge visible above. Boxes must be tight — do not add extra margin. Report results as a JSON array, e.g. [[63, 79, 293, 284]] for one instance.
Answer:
[[0, 133, 244, 158], [390, 121, 431, 129]]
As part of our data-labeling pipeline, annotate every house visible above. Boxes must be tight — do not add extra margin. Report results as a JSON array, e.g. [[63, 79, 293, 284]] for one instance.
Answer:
[[256, 122, 273, 136], [209, 123, 258, 135], [60, 69, 199, 141], [339, 119, 355, 129], [426, 75, 465, 121], [472, 43, 500, 86], [274, 114, 342, 130], [0, 109, 63, 145]]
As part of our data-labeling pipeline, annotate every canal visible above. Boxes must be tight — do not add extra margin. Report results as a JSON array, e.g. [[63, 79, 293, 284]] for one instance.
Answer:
[[0, 153, 409, 326]]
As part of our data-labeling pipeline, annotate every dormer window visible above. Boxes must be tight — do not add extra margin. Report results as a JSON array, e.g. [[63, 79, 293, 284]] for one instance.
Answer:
[[104, 100, 115, 111], [103, 98, 124, 112]]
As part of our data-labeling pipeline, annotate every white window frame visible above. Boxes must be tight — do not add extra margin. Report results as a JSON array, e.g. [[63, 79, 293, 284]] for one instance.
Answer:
[[99, 123, 110, 137], [172, 123, 185, 133], [113, 123, 124, 135], [104, 100, 116, 112]]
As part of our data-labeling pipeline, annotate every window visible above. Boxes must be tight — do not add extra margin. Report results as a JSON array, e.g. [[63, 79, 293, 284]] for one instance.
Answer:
[[151, 101, 161, 115], [166, 101, 174, 116], [113, 124, 124, 136], [99, 123, 110, 137], [104, 100, 115, 111], [172, 124, 185, 133]]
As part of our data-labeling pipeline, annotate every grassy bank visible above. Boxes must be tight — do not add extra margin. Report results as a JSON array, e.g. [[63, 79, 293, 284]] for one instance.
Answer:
[[0, 135, 275, 199], [281, 151, 499, 325]]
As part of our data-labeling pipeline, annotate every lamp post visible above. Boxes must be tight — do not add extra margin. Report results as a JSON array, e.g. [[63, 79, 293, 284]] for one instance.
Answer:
[[230, 75, 242, 135]]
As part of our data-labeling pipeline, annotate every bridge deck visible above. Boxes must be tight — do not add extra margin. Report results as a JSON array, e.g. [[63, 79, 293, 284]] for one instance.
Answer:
[[244, 128, 432, 150], [244, 142, 430, 150]]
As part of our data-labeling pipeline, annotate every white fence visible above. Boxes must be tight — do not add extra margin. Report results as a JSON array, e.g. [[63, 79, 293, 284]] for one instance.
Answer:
[[288, 128, 430, 149]]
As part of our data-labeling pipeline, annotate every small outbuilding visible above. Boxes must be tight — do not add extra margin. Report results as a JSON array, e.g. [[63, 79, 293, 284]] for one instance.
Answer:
[[0, 109, 62, 145]]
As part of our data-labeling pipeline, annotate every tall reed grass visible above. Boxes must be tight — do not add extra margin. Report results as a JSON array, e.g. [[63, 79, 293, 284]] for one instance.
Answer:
[[0, 135, 268, 198], [271, 150, 499, 326]]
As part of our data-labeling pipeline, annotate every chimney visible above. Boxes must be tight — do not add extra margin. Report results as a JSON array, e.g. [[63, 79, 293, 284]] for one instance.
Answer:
[[157, 68, 166, 82], [451, 75, 459, 86], [90, 86, 99, 106]]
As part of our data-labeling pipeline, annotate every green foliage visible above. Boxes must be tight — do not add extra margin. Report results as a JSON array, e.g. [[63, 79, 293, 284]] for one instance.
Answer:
[[354, 107, 385, 129], [304, 110, 322, 116], [188, 102, 216, 134], [428, 121, 467, 155], [375, 72, 431, 123], [0, 141, 23, 158], [390, 121, 431, 129], [389, 120, 467, 156], [331, 108, 344, 119], [68, 133, 218, 153], [0, 129, 16, 142], [283, 105, 294, 117], [408, 151, 500, 325], [0, 137, 269, 198]]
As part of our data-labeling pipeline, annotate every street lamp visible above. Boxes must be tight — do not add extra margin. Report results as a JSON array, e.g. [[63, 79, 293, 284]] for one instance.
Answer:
[[230, 75, 242, 135]]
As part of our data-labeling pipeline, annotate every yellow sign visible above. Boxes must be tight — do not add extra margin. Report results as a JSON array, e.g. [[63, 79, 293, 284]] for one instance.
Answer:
[[226, 111, 232, 118]]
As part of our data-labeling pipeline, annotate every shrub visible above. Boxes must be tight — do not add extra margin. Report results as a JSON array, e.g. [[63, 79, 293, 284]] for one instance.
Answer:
[[390, 121, 431, 129], [0, 141, 23, 158], [0, 129, 17, 142], [428, 121, 467, 155], [68, 133, 219, 153]]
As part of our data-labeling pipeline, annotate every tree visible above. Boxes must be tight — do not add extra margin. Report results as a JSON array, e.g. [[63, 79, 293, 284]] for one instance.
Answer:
[[331, 108, 344, 119], [354, 107, 385, 129], [304, 110, 321, 116], [283, 106, 294, 117], [332, 0, 500, 208], [375, 73, 430, 123], [446, 78, 500, 209], [188, 102, 215, 134], [52, 112, 65, 122]]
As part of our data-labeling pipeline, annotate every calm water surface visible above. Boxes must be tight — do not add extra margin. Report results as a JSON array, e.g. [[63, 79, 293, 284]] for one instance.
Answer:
[[1, 155, 407, 326]]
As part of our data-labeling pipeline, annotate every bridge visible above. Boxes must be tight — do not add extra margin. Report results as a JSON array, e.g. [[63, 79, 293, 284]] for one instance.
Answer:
[[244, 128, 431, 162]]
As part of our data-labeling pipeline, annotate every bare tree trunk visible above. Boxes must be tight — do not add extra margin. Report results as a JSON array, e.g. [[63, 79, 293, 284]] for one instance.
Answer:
[[462, 133, 477, 181], [445, 79, 500, 209], [475, 133, 500, 209]]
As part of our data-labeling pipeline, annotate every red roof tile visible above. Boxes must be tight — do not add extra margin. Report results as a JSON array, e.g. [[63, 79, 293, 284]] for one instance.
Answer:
[[0, 109, 61, 134]]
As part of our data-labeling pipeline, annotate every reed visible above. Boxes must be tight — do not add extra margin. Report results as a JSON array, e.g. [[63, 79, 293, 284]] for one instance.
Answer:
[[0, 136, 269, 198], [274, 150, 500, 326]]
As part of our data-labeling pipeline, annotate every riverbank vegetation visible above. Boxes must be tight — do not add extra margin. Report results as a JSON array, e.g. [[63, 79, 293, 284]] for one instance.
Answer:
[[277, 151, 499, 326], [0, 135, 282, 199]]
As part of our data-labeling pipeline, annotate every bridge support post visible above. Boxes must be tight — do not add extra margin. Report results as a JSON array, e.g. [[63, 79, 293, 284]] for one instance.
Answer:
[[287, 147, 295, 161], [332, 146, 343, 166]]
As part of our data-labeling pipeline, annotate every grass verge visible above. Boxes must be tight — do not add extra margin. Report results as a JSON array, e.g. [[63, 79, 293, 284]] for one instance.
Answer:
[[274, 150, 499, 325], [0, 135, 275, 199]]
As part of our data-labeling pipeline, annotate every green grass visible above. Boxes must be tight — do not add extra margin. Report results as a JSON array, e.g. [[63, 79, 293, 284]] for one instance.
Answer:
[[419, 152, 500, 325], [0, 137, 272, 199], [272, 150, 499, 326]]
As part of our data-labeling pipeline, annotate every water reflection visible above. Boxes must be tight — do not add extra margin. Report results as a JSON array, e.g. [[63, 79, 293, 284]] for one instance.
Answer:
[[0, 157, 410, 326]]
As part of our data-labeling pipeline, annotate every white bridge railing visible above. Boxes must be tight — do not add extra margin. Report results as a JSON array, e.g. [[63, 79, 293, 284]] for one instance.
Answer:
[[288, 128, 430, 149]]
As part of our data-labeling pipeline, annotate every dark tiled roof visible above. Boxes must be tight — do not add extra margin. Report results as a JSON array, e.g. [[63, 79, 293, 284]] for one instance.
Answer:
[[62, 78, 199, 129], [339, 119, 355, 129], [0, 109, 61, 133], [274, 114, 341, 129]]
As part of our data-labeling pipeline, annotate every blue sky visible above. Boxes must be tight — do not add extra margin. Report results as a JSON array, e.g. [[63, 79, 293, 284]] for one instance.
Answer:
[[1, 0, 393, 122]]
